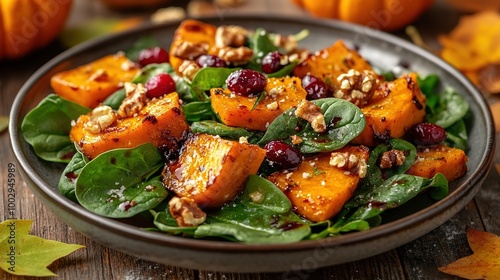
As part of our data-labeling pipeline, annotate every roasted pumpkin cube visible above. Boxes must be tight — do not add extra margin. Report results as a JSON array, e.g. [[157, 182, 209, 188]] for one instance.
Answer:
[[406, 144, 468, 182], [51, 53, 140, 108], [267, 145, 370, 222], [293, 40, 374, 90], [211, 76, 307, 131], [351, 73, 427, 146], [162, 133, 266, 208], [70, 92, 189, 159], [169, 19, 217, 74]]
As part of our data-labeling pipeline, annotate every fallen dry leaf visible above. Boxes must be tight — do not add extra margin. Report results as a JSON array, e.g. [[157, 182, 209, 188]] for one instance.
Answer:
[[438, 11, 500, 93], [439, 227, 500, 279]]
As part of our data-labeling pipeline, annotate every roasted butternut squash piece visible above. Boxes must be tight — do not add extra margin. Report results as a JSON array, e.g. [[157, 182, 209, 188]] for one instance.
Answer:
[[70, 92, 189, 159], [169, 19, 217, 74], [351, 73, 427, 146], [51, 53, 140, 108], [292, 40, 374, 90], [211, 77, 308, 131], [162, 133, 266, 208], [406, 144, 468, 182], [267, 145, 370, 222]]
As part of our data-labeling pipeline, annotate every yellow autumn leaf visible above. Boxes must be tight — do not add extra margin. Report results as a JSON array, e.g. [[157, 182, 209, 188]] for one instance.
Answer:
[[439, 227, 500, 279], [0, 219, 84, 277]]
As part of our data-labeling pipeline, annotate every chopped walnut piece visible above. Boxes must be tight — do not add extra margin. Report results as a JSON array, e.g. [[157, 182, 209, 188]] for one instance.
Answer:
[[379, 149, 406, 169], [84, 105, 117, 134], [217, 46, 253, 65], [290, 135, 303, 145], [334, 69, 380, 106], [168, 196, 207, 227], [295, 100, 327, 133], [178, 60, 200, 80], [329, 151, 368, 178], [172, 41, 209, 60], [215, 25, 248, 48], [117, 83, 148, 118]]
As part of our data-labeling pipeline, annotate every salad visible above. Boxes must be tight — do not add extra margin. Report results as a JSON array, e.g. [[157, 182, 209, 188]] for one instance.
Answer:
[[21, 19, 470, 244]]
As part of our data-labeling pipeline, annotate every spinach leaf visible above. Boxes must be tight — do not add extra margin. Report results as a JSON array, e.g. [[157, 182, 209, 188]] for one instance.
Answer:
[[425, 87, 469, 128], [153, 175, 310, 243], [444, 119, 469, 151], [249, 28, 279, 66], [190, 120, 254, 140], [182, 101, 216, 122], [102, 88, 126, 110], [197, 175, 310, 243], [344, 173, 448, 222], [314, 173, 448, 237], [258, 98, 366, 153], [21, 94, 91, 163], [58, 147, 88, 202], [190, 67, 238, 102], [75, 143, 167, 218], [124, 35, 160, 62], [133, 63, 191, 100]]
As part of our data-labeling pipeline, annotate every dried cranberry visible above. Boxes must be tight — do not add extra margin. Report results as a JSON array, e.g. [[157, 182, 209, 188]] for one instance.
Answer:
[[264, 140, 302, 170], [145, 73, 176, 98], [196, 54, 228, 68], [410, 123, 447, 146], [301, 75, 329, 100], [261, 51, 286, 74], [138, 47, 169, 66], [226, 69, 267, 97]]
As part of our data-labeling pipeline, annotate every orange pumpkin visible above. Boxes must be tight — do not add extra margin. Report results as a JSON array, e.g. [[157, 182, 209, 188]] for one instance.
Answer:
[[0, 0, 73, 60], [99, 0, 171, 10], [291, 0, 434, 31]]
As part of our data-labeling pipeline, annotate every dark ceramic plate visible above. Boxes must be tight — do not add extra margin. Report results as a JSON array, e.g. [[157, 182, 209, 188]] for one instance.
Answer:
[[10, 15, 495, 272]]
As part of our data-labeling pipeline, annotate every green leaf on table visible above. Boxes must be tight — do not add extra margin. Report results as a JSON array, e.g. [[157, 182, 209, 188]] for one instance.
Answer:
[[0, 116, 8, 133], [0, 219, 84, 277], [76, 143, 167, 218], [257, 98, 366, 153], [21, 94, 91, 163]]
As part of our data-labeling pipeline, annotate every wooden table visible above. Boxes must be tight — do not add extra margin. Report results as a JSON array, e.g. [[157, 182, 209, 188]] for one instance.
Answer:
[[1, 0, 499, 279]]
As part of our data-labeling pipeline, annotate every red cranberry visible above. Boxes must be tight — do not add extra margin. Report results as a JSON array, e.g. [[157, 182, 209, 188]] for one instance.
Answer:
[[264, 140, 302, 170], [301, 75, 329, 100], [138, 47, 169, 66], [226, 69, 267, 97], [145, 73, 176, 98], [261, 51, 286, 74], [410, 123, 447, 146], [196, 54, 228, 68]]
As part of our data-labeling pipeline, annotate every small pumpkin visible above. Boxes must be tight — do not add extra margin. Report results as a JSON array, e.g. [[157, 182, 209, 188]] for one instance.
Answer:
[[0, 0, 73, 60], [291, 0, 434, 31]]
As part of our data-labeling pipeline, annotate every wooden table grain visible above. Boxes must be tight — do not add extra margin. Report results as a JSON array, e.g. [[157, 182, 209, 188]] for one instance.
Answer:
[[1, 0, 499, 279]]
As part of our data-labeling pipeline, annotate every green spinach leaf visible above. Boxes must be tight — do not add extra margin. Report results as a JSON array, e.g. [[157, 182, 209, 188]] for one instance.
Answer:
[[190, 120, 254, 140], [58, 147, 88, 202], [182, 101, 216, 122], [425, 87, 469, 128], [124, 35, 160, 62], [258, 98, 366, 153], [102, 88, 126, 110], [190, 67, 238, 101], [21, 94, 91, 163], [75, 143, 167, 218]]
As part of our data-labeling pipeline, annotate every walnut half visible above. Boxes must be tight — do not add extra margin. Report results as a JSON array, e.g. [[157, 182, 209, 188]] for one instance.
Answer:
[[329, 152, 368, 178], [168, 196, 207, 227], [295, 100, 327, 133], [334, 69, 380, 106], [379, 149, 406, 169]]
